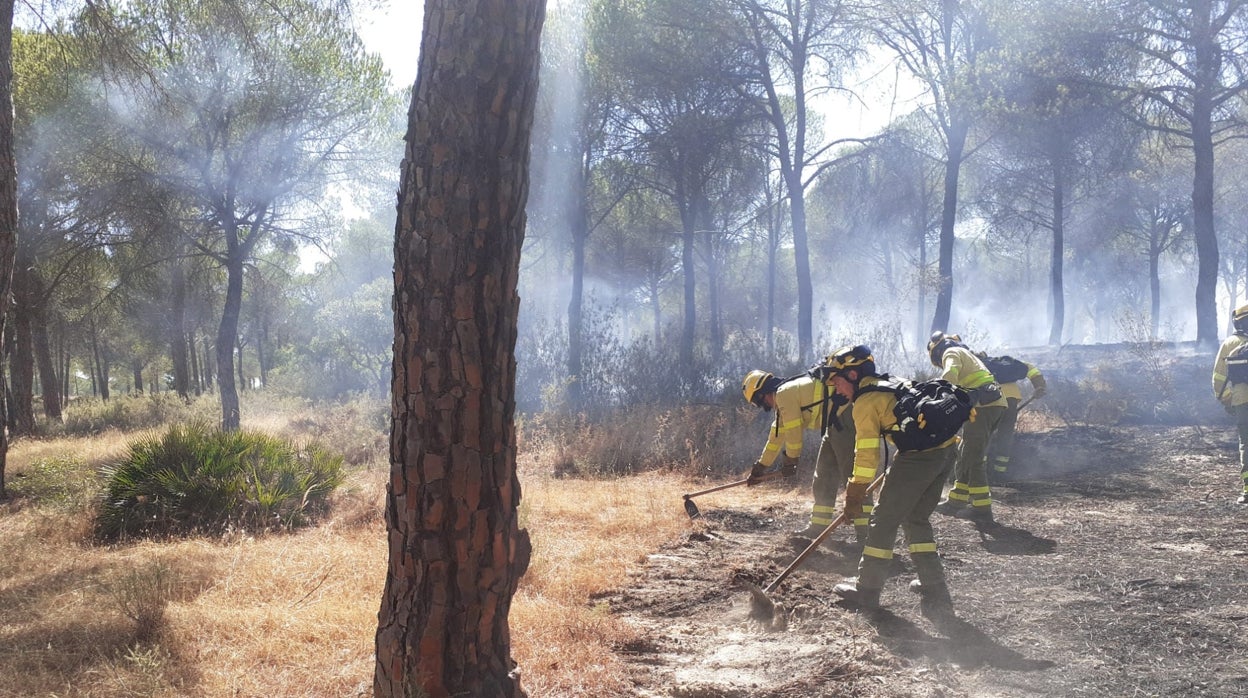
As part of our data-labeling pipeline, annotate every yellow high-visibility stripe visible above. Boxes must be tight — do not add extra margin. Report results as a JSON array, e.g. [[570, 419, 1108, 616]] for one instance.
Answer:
[[964, 368, 994, 387], [946, 490, 970, 502], [994, 456, 1010, 463], [813, 504, 837, 514], [861, 504, 874, 513], [853, 465, 877, 480], [811, 516, 835, 526], [969, 485, 991, 494], [1027, 367, 1042, 378], [781, 418, 803, 430], [863, 546, 893, 560], [856, 437, 881, 449], [1214, 371, 1227, 381], [909, 542, 937, 554], [970, 499, 992, 508], [853, 516, 870, 526]]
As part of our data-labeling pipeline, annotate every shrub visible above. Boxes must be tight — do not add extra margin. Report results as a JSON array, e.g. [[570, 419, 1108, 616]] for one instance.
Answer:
[[59, 393, 215, 437], [97, 422, 345, 540]]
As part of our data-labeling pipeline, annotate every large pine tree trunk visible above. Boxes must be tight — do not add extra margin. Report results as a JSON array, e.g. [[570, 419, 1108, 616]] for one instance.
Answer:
[[9, 267, 36, 435], [0, 0, 16, 498], [375, 2, 545, 696]]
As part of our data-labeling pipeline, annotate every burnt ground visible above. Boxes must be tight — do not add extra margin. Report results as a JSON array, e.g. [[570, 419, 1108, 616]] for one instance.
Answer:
[[604, 423, 1248, 697]]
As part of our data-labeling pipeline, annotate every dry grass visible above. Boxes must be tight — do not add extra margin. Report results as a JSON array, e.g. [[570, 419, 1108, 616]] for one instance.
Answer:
[[0, 410, 790, 697]]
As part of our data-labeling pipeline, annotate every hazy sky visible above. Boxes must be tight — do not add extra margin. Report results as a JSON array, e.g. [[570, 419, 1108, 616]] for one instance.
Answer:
[[355, 1, 423, 89]]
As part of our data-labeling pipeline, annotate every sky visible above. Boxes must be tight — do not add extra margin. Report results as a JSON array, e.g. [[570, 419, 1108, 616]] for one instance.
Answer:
[[354, 1, 423, 89]]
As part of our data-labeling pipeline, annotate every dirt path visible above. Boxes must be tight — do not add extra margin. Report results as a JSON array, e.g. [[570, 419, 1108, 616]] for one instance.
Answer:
[[606, 425, 1248, 697]]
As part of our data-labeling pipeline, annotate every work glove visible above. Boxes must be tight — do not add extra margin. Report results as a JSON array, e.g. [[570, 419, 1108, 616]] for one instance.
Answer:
[[782, 455, 799, 478], [746, 461, 769, 486], [843, 481, 869, 523]]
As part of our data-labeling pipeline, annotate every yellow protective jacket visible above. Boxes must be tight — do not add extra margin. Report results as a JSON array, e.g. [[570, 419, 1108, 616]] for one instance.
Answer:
[[757, 375, 835, 466], [940, 346, 1007, 408], [1001, 361, 1045, 401], [1213, 333, 1248, 407], [847, 375, 957, 485]]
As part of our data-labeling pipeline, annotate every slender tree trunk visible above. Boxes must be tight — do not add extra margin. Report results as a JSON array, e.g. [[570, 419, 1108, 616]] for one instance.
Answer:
[[679, 200, 696, 374], [216, 248, 244, 430], [917, 220, 928, 348], [188, 331, 201, 395], [201, 334, 214, 392], [705, 226, 722, 361], [932, 120, 968, 333], [765, 186, 778, 358], [788, 174, 813, 360], [171, 262, 190, 399], [567, 217, 586, 411], [1150, 235, 1162, 339], [1049, 159, 1065, 345], [9, 269, 35, 435], [132, 357, 143, 393], [33, 307, 60, 420], [375, 1, 544, 695]]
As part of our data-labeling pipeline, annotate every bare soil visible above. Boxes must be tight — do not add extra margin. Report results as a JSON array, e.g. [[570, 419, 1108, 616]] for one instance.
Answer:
[[605, 423, 1248, 697]]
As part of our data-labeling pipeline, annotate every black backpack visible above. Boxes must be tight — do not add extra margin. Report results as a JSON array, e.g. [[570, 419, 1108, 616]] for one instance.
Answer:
[[860, 376, 974, 452], [981, 355, 1030, 383], [1227, 339, 1248, 383]]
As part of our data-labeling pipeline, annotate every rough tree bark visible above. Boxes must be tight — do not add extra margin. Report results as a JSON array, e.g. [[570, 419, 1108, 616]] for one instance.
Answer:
[[0, 0, 18, 497], [374, 2, 545, 697]]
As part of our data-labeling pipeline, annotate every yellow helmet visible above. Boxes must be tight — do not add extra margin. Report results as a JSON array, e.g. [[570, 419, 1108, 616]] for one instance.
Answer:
[[927, 331, 962, 367], [825, 345, 876, 379], [742, 370, 777, 408], [1234, 303, 1248, 332]]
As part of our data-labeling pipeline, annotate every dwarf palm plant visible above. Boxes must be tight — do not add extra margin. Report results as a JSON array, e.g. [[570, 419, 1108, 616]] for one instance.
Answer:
[[97, 421, 345, 539]]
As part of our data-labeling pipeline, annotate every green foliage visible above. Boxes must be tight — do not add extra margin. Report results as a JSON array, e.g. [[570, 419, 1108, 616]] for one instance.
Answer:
[[97, 422, 345, 540]]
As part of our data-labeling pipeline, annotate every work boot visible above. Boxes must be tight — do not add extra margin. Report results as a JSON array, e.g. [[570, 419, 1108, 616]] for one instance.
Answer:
[[955, 506, 994, 524], [911, 580, 956, 623], [934, 499, 963, 516], [833, 579, 881, 610], [791, 523, 825, 538]]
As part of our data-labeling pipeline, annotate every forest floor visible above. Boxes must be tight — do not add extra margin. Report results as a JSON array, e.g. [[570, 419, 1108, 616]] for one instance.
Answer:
[[605, 422, 1248, 697]]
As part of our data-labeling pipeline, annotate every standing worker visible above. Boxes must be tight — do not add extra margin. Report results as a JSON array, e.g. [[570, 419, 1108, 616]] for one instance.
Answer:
[[821, 345, 961, 622], [978, 352, 1047, 480], [742, 367, 871, 546], [928, 332, 1007, 523], [1212, 302, 1248, 505]]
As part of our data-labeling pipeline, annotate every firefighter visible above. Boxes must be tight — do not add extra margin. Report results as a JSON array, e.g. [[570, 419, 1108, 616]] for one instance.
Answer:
[[928, 332, 1007, 524], [822, 345, 958, 621], [979, 352, 1047, 479], [1212, 302, 1248, 505], [742, 368, 871, 545]]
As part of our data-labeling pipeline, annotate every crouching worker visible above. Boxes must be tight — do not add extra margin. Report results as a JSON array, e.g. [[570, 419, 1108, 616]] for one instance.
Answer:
[[742, 367, 871, 544], [822, 345, 962, 623]]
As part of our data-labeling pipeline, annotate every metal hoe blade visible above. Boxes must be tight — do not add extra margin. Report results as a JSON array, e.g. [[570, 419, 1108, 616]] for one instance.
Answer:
[[683, 496, 701, 519]]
